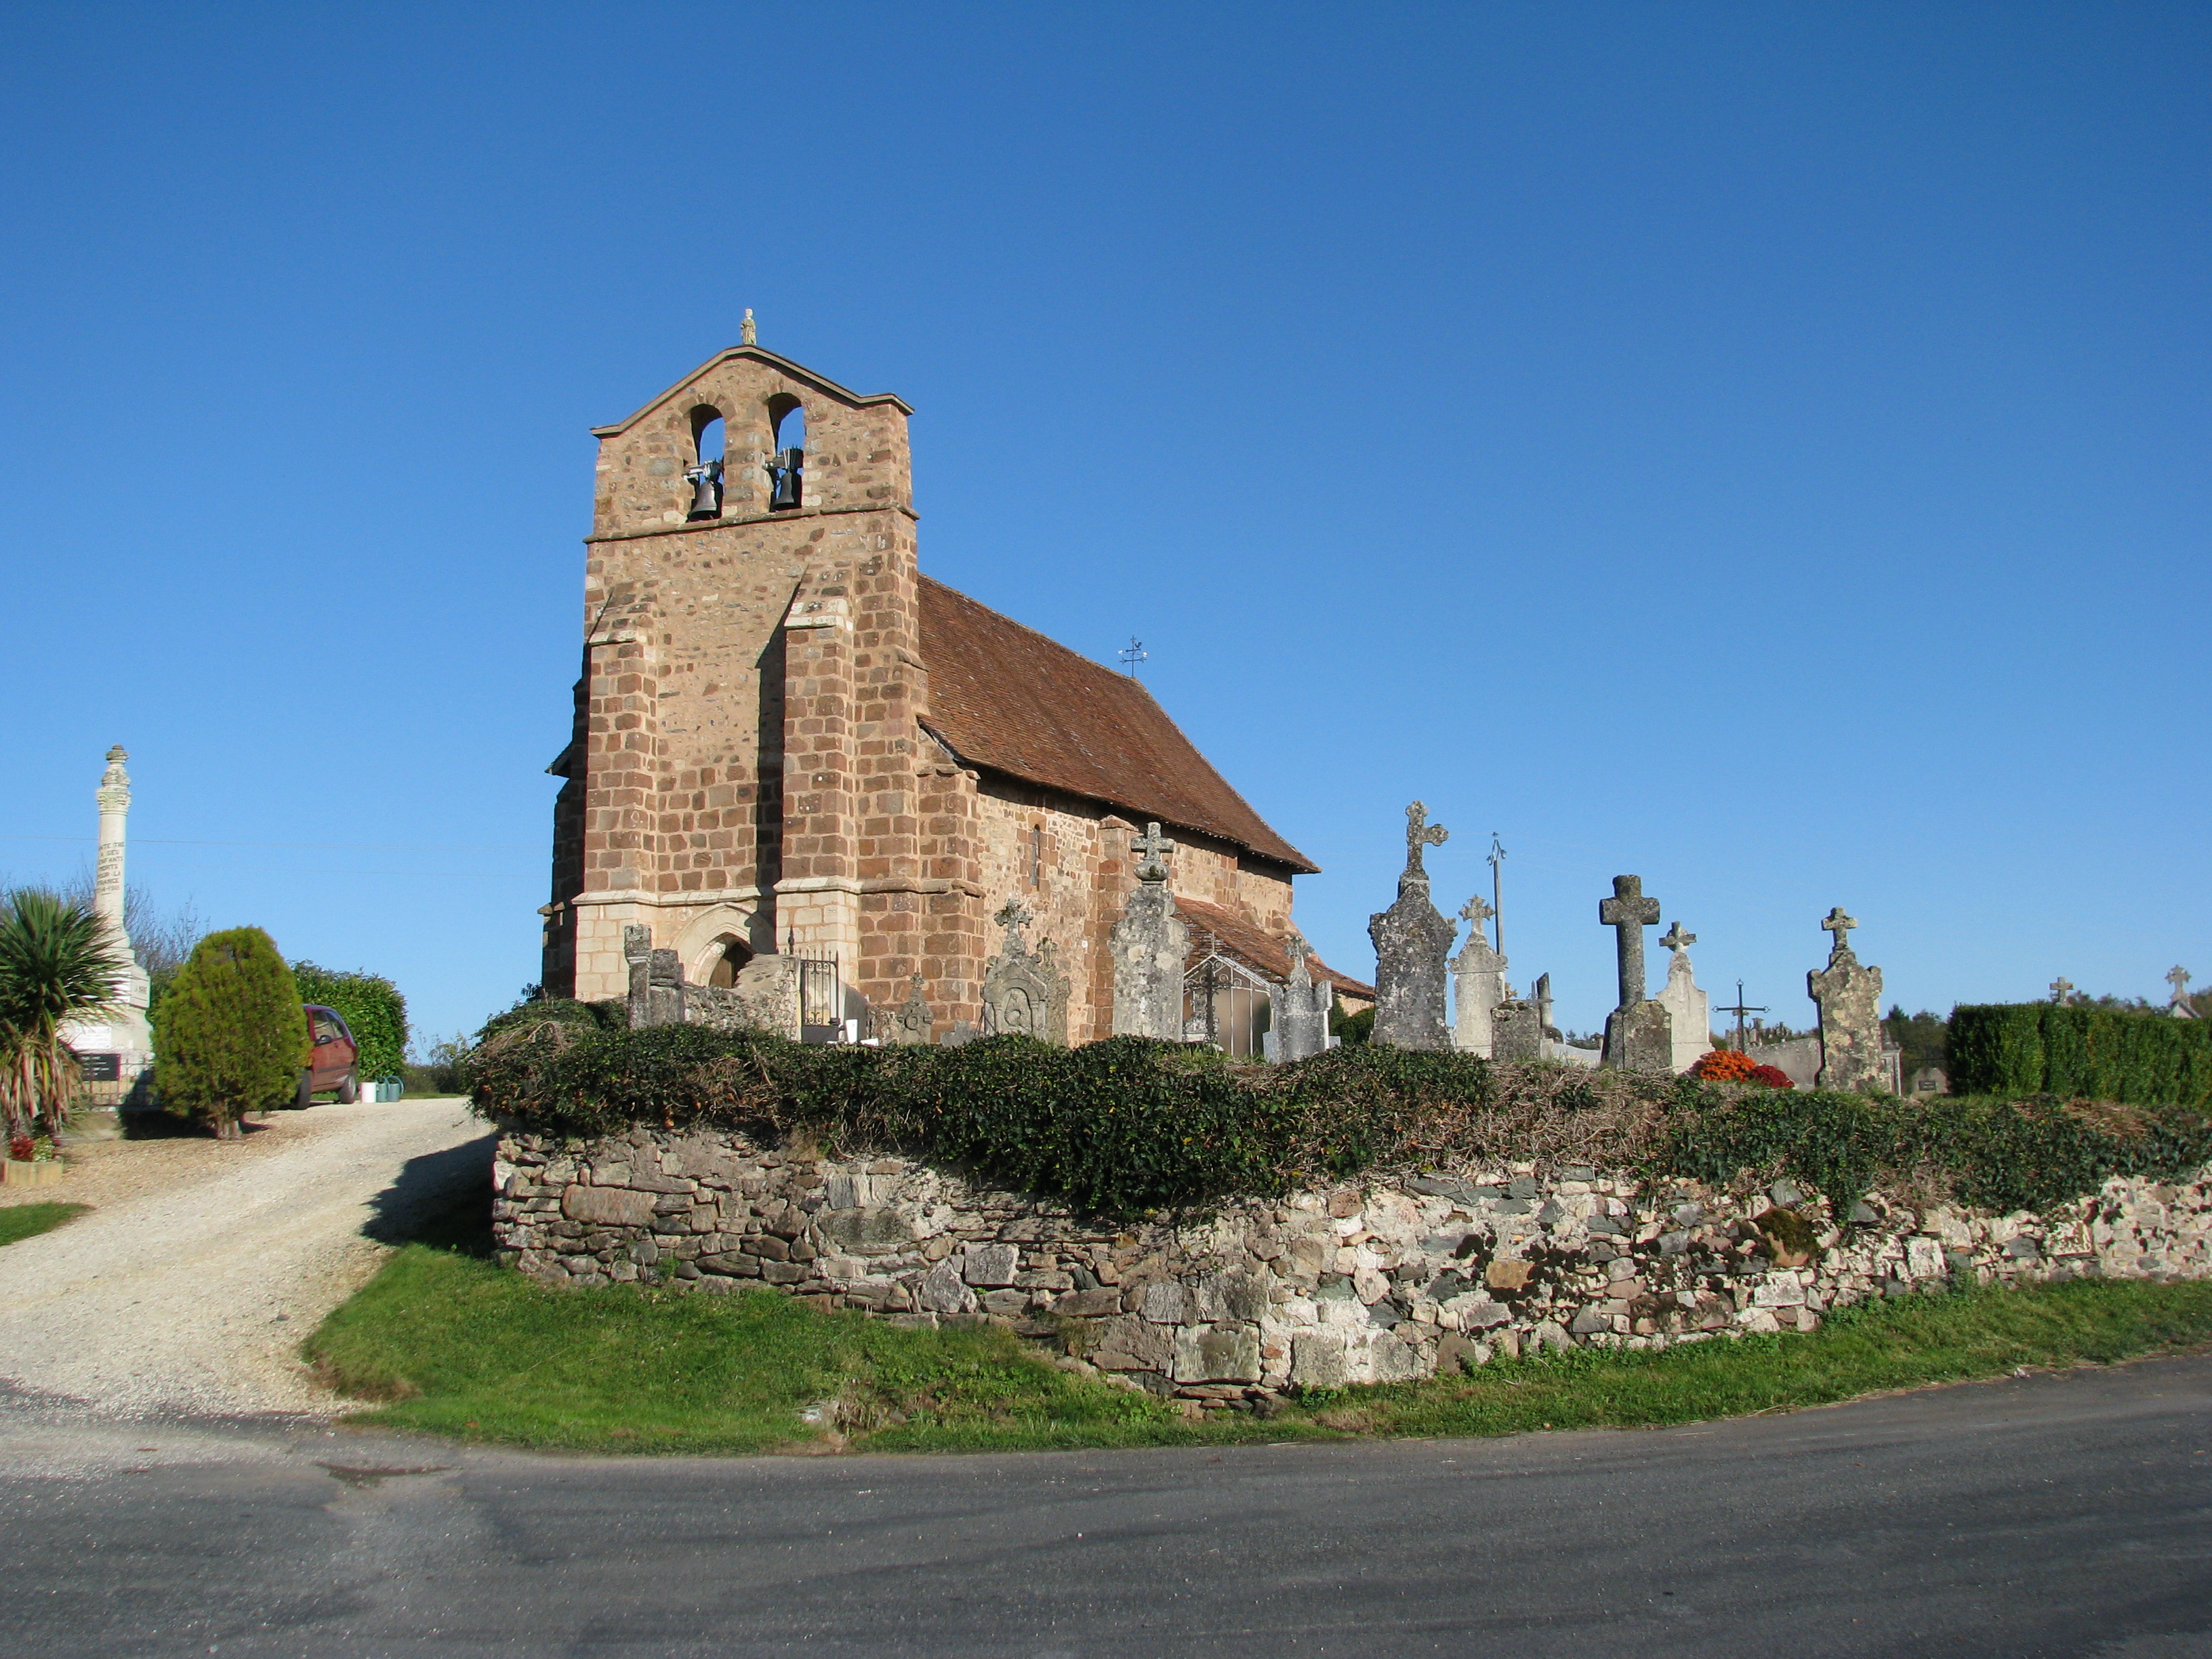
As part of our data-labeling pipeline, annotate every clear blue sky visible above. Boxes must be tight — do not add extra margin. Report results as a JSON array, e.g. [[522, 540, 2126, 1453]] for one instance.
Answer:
[[3, 5, 2205, 1048]]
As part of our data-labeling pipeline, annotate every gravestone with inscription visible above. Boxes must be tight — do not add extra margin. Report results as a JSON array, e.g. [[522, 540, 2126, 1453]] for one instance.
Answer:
[[1808, 907, 1887, 1091], [1110, 823, 1191, 1040], [881, 975, 935, 1045], [1598, 875, 1673, 1072], [1368, 802, 1456, 1050]]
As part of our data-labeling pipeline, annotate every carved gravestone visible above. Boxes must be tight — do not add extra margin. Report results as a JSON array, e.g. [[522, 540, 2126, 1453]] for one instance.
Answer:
[[982, 899, 1070, 1044], [882, 975, 935, 1046], [1491, 996, 1544, 1062], [1808, 907, 1887, 1092], [1654, 922, 1711, 1074], [1598, 876, 1673, 1072], [1368, 802, 1456, 1050], [624, 925, 685, 1029], [1269, 933, 1334, 1062], [1110, 823, 1190, 1040], [1450, 893, 1507, 1057]]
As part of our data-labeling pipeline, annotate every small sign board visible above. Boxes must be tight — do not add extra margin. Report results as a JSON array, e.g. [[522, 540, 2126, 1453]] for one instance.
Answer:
[[79, 1053, 122, 1082]]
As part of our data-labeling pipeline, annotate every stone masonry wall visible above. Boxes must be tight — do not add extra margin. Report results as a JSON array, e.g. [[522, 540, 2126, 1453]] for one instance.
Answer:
[[494, 1126, 2212, 1404]]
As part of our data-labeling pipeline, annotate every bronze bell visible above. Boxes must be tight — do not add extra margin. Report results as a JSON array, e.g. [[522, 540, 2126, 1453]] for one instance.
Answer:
[[684, 460, 723, 519], [769, 447, 804, 510]]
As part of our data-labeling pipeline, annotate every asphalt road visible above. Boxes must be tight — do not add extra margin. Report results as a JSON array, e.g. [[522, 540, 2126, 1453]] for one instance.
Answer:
[[3, 1354, 2210, 1658]]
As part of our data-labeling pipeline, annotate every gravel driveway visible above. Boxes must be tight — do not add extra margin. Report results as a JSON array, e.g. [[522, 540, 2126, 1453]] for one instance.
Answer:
[[0, 1101, 492, 1420]]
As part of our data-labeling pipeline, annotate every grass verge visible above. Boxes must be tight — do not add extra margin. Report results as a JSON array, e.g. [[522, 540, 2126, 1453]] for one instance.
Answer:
[[306, 1200, 2212, 1455], [0, 1203, 87, 1248]]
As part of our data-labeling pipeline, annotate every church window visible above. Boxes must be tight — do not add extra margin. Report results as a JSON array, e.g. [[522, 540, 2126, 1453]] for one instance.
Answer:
[[687, 407, 725, 520], [1030, 824, 1042, 886], [766, 396, 806, 510]]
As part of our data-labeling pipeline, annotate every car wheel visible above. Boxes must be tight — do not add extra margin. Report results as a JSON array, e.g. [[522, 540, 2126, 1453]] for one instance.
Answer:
[[296, 1069, 314, 1109], [336, 1071, 361, 1105]]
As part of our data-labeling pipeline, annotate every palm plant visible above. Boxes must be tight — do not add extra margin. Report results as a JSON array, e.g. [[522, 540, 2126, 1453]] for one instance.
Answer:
[[0, 888, 125, 1140]]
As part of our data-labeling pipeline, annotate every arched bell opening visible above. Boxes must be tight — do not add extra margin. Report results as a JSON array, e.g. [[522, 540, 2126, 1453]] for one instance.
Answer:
[[686, 406, 726, 520], [766, 396, 806, 511]]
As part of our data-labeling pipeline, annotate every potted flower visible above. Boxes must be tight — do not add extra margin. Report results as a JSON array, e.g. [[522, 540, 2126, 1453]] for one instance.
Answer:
[[2, 1129, 65, 1187], [1689, 1047, 1797, 1089]]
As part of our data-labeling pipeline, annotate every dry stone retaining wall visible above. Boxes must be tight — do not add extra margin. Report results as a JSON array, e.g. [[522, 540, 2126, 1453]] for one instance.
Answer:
[[492, 1125, 2212, 1403]]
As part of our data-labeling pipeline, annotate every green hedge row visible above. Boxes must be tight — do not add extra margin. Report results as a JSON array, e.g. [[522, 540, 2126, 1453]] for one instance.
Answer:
[[293, 963, 409, 1085], [1950, 1004, 2212, 1107], [472, 1011, 2212, 1218]]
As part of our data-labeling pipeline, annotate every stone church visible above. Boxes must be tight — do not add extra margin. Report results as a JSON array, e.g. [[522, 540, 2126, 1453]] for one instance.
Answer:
[[539, 329, 1369, 1044]]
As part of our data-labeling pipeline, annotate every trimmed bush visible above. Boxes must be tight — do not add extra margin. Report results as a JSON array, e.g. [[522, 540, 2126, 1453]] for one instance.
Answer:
[[292, 962, 408, 1087], [155, 928, 309, 1137], [1950, 1004, 2212, 1107], [468, 1022, 2212, 1218]]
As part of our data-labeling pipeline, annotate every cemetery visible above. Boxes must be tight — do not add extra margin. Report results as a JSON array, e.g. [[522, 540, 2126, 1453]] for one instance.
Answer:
[[473, 789, 2212, 1406]]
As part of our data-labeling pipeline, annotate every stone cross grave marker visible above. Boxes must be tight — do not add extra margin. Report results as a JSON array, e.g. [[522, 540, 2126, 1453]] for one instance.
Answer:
[[2171, 965, 2197, 1018], [1655, 920, 1710, 1074], [2050, 977, 2075, 1005], [1808, 906, 1887, 1091], [1110, 821, 1190, 1040], [1368, 801, 1455, 1050], [1449, 892, 1507, 1057], [1269, 932, 1334, 1062], [1598, 875, 1672, 1071], [886, 974, 935, 1045]]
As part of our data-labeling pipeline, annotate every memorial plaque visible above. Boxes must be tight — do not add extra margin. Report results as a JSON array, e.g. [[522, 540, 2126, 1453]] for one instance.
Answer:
[[79, 1052, 121, 1082]]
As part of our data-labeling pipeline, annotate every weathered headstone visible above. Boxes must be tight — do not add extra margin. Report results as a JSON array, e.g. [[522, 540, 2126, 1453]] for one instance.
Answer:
[[1808, 907, 1887, 1092], [1598, 875, 1672, 1071], [882, 975, 935, 1045], [1269, 933, 1334, 1062], [2049, 976, 2075, 1005], [1450, 893, 1507, 1057], [625, 925, 686, 1029], [1491, 996, 1544, 1062], [983, 899, 1070, 1044], [1368, 802, 1456, 1050], [1654, 921, 1711, 1075], [1110, 822, 1190, 1040]]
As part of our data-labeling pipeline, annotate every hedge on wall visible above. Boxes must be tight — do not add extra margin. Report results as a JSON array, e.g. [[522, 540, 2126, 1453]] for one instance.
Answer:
[[292, 962, 409, 1086], [470, 1007, 2212, 1218], [1950, 1004, 2212, 1107]]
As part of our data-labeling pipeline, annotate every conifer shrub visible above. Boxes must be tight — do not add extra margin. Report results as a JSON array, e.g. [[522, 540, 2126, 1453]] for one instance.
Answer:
[[1950, 1004, 2212, 1107], [155, 928, 309, 1138], [291, 962, 409, 1088]]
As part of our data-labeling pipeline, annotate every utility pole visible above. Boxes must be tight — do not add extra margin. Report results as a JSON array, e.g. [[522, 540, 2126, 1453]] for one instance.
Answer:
[[1716, 980, 1767, 1052], [1486, 833, 1507, 956]]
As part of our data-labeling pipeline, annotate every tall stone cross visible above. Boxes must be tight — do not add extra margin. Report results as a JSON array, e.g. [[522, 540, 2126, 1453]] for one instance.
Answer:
[[2050, 977, 2075, 1004], [1458, 893, 1495, 937], [994, 897, 1034, 938], [1286, 931, 1311, 977], [1599, 874, 1661, 1011], [2171, 966, 2193, 1004], [1821, 907, 1858, 960], [1659, 922, 1696, 958], [1132, 821, 1175, 884], [1403, 801, 1448, 881]]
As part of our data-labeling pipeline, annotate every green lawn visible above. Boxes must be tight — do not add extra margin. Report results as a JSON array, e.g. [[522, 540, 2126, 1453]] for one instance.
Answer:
[[0, 1203, 87, 1248], [306, 1206, 2212, 1456]]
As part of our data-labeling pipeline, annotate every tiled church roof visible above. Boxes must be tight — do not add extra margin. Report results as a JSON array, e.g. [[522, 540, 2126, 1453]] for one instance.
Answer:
[[1172, 897, 1376, 1002], [917, 575, 1319, 874]]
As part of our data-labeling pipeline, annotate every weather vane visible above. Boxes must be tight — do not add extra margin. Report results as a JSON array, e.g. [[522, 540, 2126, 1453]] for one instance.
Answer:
[[1118, 636, 1148, 678]]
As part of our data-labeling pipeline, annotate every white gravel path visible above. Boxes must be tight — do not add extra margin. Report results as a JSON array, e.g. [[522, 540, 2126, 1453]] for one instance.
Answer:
[[0, 1100, 493, 1422]]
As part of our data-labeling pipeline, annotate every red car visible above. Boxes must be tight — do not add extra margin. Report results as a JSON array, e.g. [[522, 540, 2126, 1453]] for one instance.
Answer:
[[299, 1004, 361, 1105]]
